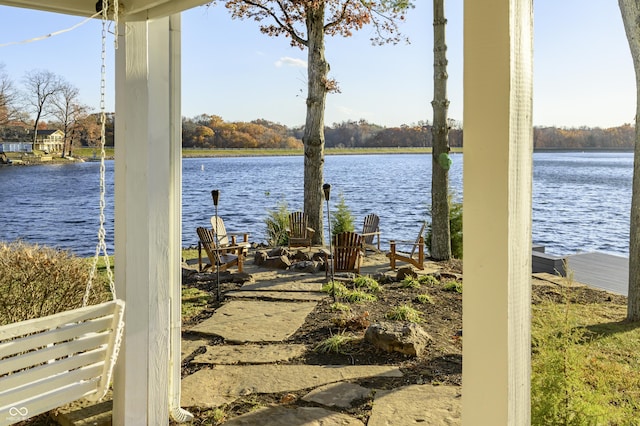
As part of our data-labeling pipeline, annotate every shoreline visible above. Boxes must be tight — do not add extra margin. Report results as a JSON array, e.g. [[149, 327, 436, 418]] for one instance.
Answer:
[[3, 146, 633, 165]]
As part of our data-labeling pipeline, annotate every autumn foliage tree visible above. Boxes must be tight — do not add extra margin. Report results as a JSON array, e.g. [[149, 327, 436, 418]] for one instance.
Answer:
[[210, 0, 414, 244]]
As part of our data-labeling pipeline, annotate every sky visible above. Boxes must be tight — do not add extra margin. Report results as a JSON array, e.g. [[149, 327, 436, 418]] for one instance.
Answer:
[[0, 1, 636, 129]]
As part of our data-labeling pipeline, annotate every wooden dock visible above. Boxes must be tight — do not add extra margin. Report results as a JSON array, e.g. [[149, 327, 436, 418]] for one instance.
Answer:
[[565, 252, 628, 296]]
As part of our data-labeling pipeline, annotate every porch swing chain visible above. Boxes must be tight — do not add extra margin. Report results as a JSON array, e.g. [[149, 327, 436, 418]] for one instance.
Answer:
[[83, 0, 119, 307]]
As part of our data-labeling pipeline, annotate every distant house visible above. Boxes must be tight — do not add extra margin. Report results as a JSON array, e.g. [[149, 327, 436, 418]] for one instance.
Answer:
[[34, 129, 65, 153]]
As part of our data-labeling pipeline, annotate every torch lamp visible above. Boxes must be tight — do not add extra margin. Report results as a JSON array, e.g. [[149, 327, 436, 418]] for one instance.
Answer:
[[211, 189, 221, 300], [323, 183, 335, 301]]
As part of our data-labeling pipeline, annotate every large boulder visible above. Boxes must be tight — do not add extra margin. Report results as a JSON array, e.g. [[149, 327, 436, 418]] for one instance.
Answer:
[[254, 250, 268, 266], [291, 260, 319, 273], [292, 250, 311, 262], [396, 267, 417, 281], [263, 255, 292, 270], [267, 247, 292, 257], [364, 322, 432, 357]]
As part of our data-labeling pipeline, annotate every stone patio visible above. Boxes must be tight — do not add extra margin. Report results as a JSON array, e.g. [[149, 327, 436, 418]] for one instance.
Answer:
[[55, 250, 461, 425]]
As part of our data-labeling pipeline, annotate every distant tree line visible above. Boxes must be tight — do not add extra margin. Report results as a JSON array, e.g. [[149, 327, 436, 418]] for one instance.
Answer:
[[534, 125, 635, 149], [181, 115, 302, 149], [181, 116, 465, 149], [2, 64, 635, 152], [182, 115, 634, 150]]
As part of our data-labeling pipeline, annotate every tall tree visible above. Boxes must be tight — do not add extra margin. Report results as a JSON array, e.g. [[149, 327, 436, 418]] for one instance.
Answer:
[[22, 69, 61, 150], [430, 0, 451, 260], [0, 63, 19, 126], [618, 0, 640, 321], [211, 0, 414, 244], [51, 81, 87, 157]]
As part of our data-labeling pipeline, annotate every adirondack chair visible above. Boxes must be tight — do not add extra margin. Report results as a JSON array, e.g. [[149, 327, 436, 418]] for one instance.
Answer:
[[286, 211, 315, 250], [326, 231, 364, 278], [196, 227, 245, 273], [387, 222, 426, 270], [210, 215, 250, 257], [360, 213, 381, 254]]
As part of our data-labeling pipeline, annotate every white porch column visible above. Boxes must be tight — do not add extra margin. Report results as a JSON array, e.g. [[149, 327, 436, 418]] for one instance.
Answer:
[[463, 0, 533, 425], [113, 14, 183, 424]]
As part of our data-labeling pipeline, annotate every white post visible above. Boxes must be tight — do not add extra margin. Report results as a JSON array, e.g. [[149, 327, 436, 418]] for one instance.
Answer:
[[463, 0, 533, 424], [113, 15, 184, 424]]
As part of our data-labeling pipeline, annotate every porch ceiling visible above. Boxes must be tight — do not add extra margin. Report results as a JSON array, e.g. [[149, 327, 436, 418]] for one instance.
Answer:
[[0, 0, 210, 20]]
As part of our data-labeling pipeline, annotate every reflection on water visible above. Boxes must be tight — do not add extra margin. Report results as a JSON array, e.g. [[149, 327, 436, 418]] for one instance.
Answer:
[[0, 152, 632, 257]]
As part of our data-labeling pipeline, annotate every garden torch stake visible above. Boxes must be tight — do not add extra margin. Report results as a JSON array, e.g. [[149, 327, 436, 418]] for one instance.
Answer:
[[323, 183, 335, 302], [211, 189, 221, 301]]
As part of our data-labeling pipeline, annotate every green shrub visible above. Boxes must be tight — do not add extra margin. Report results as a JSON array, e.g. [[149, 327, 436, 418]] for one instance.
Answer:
[[418, 275, 439, 286], [314, 332, 357, 354], [449, 200, 463, 258], [264, 200, 290, 247], [414, 294, 434, 304], [400, 276, 421, 289], [352, 276, 381, 293], [330, 302, 351, 312], [385, 304, 423, 323], [426, 192, 463, 259], [331, 192, 355, 236], [322, 281, 349, 297], [0, 241, 109, 325], [343, 289, 377, 303], [442, 280, 462, 293]]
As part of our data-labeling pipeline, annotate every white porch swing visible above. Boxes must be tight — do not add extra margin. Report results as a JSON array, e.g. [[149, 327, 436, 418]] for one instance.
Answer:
[[0, 4, 125, 423]]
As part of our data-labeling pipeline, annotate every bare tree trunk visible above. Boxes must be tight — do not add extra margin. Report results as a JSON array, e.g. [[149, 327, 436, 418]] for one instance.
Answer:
[[430, 0, 451, 260], [303, 6, 328, 245], [618, 0, 640, 321]]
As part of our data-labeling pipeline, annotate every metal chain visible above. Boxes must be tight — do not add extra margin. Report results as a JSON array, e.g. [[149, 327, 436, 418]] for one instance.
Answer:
[[84, 1, 118, 306]]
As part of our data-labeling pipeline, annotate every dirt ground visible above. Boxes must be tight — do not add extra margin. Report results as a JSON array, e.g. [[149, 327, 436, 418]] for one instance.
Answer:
[[178, 250, 628, 424]]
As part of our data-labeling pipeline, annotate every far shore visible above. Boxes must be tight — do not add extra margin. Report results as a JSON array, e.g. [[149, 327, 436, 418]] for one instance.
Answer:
[[4, 147, 450, 164], [3, 145, 634, 166]]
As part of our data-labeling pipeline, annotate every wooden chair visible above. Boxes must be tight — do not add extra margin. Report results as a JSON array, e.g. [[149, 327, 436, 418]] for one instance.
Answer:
[[360, 213, 381, 254], [210, 215, 250, 256], [196, 227, 245, 273], [387, 222, 426, 270], [326, 231, 364, 278], [286, 211, 315, 250]]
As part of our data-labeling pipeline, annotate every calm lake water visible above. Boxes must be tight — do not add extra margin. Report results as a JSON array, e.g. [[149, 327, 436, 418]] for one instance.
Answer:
[[0, 152, 633, 258]]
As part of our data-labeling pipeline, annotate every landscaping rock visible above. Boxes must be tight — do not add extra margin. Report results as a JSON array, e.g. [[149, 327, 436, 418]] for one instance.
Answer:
[[268, 247, 291, 257], [253, 250, 268, 266], [291, 260, 319, 273], [364, 322, 432, 357], [396, 267, 417, 280], [292, 250, 311, 262], [263, 255, 292, 270]]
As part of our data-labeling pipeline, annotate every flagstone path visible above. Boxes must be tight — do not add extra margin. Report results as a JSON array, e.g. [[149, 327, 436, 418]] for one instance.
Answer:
[[178, 256, 461, 424], [55, 252, 461, 425]]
